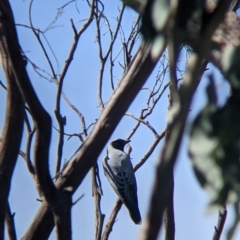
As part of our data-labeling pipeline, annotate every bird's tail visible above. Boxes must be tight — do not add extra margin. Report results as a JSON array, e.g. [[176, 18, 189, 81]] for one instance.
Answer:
[[128, 205, 142, 225]]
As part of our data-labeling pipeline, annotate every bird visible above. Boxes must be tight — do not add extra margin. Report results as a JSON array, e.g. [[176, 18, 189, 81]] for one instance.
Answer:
[[102, 139, 141, 224]]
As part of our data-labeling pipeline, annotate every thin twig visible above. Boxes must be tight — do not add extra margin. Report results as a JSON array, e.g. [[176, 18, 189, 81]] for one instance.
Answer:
[[61, 92, 88, 137], [125, 113, 159, 137], [29, 0, 57, 80], [0, 80, 7, 90], [25, 128, 36, 176], [134, 130, 166, 172], [72, 194, 84, 206], [94, 3, 125, 110], [54, 0, 95, 176], [101, 199, 122, 240], [212, 206, 227, 240]]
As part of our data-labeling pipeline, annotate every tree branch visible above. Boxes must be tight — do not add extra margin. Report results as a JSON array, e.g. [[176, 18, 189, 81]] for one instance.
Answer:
[[0, 1, 73, 239], [212, 206, 227, 240], [0, 14, 24, 239], [55, 0, 95, 175], [94, 3, 125, 110], [5, 201, 17, 240], [134, 130, 166, 172], [101, 199, 122, 240], [92, 164, 105, 240], [125, 113, 159, 137]]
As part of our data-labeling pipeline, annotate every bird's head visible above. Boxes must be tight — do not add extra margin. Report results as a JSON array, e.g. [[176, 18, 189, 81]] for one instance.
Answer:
[[110, 139, 130, 151]]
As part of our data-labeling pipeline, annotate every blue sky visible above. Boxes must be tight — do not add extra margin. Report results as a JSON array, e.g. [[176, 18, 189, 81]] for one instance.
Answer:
[[0, 1, 239, 239]]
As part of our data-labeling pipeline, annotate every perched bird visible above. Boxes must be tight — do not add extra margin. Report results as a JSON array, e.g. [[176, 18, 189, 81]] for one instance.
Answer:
[[102, 139, 141, 224]]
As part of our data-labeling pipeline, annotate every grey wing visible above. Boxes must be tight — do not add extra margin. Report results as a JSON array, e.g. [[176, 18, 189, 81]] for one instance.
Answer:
[[102, 154, 136, 202], [119, 159, 138, 206], [102, 155, 122, 196]]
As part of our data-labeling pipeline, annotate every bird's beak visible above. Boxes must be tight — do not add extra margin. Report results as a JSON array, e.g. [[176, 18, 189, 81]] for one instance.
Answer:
[[125, 140, 131, 143]]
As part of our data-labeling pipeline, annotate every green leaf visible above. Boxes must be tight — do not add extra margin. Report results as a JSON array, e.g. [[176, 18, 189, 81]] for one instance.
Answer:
[[140, 0, 202, 41], [151, 0, 170, 32], [188, 80, 240, 205], [141, 0, 171, 40]]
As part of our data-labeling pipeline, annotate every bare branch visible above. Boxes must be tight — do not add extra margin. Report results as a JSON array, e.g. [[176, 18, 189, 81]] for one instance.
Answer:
[[61, 92, 88, 137], [127, 77, 169, 141], [140, 57, 203, 240], [55, 0, 95, 176], [1, 136, 35, 180], [163, 11, 183, 237], [5, 201, 17, 240], [70, 18, 77, 36], [94, 3, 125, 110], [0, 11, 24, 239], [0, 1, 73, 239], [1, 0, 55, 199], [57, 0, 77, 16], [109, 9, 140, 89], [72, 194, 84, 206], [104, 6, 125, 62], [29, 0, 57, 80], [0, 80, 7, 90], [163, 186, 175, 240], [134, 130, 166, 172], [23, 3, 91, 181], [212, 206, 227, 240], [125, 113, 159, 137], [25, 128, 36, 176], [92, 165, 105, 240], [101, 199, 122, 240]]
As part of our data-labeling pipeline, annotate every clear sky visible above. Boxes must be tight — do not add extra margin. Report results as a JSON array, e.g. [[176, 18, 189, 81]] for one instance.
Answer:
[[0, 1, 239, 240]]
